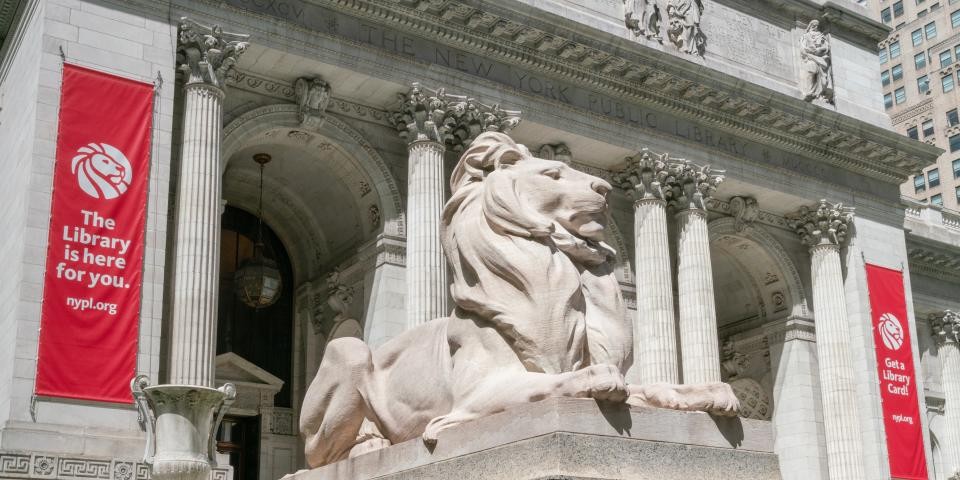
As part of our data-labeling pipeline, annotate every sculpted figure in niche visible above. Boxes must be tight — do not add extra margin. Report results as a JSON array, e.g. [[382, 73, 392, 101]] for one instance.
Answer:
[[624, 0, 661, 41], [300, 132, 740, 468], [799, 20, 835, 104], [666, 0, 705, 55]]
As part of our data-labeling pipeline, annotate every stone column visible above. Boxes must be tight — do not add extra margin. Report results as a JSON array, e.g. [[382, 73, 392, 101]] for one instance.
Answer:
[[168, 19, 248, 387], [788, 200, 865, 480], [931, 310, 960, 477], [390, 84, 520, 329], [669, 161, 724, 384], [613, 150, 678, 384]]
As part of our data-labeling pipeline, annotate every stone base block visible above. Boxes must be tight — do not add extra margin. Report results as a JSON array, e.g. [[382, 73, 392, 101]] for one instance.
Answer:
[[289, 398, 781, 480]]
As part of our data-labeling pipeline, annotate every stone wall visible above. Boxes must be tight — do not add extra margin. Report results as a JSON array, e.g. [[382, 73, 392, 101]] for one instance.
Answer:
[[0, 0, 177, 457]]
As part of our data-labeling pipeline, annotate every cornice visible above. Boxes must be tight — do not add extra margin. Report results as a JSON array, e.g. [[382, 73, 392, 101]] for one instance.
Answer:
[[296, 0, 936, 183], [890, 98, 934, 126], [907, 243, 960, 283]]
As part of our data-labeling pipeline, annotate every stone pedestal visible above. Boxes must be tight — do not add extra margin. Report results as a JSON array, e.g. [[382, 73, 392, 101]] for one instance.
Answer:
[[285, 398, 780, 480]]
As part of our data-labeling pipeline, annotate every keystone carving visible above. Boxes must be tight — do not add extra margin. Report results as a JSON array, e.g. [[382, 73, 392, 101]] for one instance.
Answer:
[[537, 143, 572, 164], [177, 18, 249, 89], [730, 196, 759, 232], [390, 83, 521, 151], [787, 199, 854, 247], [931, 310, 960, 344], [294, 77, 331, 129]]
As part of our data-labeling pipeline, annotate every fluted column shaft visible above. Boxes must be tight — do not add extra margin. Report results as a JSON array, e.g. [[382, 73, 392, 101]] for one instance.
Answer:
[[406, 140, 448, 328], [634, 198, 679, 383], [809, 244, 864, 479], [170, 84, 224, 387], [940, 339, 960, 476], [676, 208, 721, 384], [932, 311, 960, 476]]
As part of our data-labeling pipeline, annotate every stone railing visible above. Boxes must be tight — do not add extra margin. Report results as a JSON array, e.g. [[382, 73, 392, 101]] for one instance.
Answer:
[[903, 196, 960, 232]]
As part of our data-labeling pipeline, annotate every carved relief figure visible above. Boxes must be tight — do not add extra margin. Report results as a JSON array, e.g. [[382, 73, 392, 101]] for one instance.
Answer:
[[300, 132, 739, 468], [294, 77, 331, 128], [666, 0, 705, 55], [624, 0, 661, 41], [799, 20, 834, 104]]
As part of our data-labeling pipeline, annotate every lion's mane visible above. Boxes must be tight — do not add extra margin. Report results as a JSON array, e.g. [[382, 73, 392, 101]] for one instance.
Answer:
[[440, 132, 632, 375]]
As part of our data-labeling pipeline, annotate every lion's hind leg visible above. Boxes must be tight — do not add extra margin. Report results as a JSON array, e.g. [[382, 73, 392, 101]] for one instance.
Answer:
[[300, 337, 376, 468]]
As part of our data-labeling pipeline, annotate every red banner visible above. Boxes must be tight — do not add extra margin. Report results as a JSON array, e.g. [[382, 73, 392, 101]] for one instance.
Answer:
[[866, 263, 928, 479], [35, 64, 153, 403]]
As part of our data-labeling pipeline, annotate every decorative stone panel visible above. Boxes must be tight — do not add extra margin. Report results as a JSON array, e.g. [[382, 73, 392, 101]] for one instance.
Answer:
[[0, 453, 232, 480]]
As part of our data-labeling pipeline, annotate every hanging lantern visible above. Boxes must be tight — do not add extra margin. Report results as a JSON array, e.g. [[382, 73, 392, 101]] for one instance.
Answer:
[[234, 153, 282, 309]]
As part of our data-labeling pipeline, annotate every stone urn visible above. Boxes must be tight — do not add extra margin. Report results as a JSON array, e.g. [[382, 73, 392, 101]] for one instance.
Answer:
[[131, 376, 236, 480]]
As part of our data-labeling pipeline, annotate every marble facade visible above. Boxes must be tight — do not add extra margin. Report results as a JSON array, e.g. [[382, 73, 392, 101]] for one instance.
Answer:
[[0, 0, 958, 479]]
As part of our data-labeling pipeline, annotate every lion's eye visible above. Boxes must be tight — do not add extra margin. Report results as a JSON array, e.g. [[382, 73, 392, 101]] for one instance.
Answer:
[[542, 169, 561, 179]]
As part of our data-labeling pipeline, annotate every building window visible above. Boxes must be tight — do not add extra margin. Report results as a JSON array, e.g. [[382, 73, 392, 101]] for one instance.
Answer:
[[947, 108, 959, 126], [930, 168, 941, 187], [941, 50, 953, 67], [885, 93, 894, 109], [932, 193, 944, 205], [890, 41, 902, 59], [918, 74, 930, 93], [953, 158, 960, 177], [882, 70, 891, 86], [896, 0, 906, 15], [915, 52, 926, 68], [932, 2, 942, 10], [923, 119, 935, 137], [882, 7, 893, 22], [953, 9, 960, 27], [915, 174, 927, 193], [908, 125, 920, 139], [913, 28, 924, 45], [926, 21, 938, 38], [951, 133, 960, 151], [955, 44, 960, 60], [956, 186, 960, 203], [920, 8, 930, 15], [943, 73, 955, 92], [892, 64, 904, 81], [895, 87, 907, 103]]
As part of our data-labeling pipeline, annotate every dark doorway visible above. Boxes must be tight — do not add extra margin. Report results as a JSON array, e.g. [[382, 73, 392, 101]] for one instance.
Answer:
[[217, 205, 294, 407], [217, 416, 260, 480]]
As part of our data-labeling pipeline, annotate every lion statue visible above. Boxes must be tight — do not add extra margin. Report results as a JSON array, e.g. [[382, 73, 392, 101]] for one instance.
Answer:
[[300, 132, 739, 468]]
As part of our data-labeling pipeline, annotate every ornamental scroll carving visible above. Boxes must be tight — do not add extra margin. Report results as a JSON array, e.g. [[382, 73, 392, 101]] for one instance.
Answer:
[[177, 18, 249, 89], [613, 150, 723, 209], [799, 20, 835, 105], [931, 310, 960, 344], [786, 199, 854, 247], [389, 83, 521, 151], [294, 77, 331, 129], [730, 196, 759, 232]]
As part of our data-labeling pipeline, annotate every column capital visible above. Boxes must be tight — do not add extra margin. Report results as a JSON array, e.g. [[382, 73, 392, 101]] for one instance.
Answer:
[[177, 17, 249, 90], [612, 149, 670, 203], [931, 310, 960, 345], [389, 83, 521, 151], [787, 199, 854, 248], [666, 159, 724, 212]]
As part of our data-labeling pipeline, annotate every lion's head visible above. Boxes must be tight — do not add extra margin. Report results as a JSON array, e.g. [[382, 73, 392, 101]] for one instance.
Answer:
[[441, 132, 632, 375]]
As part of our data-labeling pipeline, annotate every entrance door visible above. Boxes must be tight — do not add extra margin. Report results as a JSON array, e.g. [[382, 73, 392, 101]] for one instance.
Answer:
[[217, 416, 261, 480]]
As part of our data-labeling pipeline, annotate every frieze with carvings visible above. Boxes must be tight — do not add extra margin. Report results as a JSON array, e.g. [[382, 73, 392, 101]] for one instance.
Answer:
[[221, 0, 934, 183], [0, 452, 231, 480]]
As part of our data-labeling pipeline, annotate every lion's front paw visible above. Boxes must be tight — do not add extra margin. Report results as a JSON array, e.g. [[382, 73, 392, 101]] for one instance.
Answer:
[[579, 364, 628, 402], [702, 382, 740, 417]]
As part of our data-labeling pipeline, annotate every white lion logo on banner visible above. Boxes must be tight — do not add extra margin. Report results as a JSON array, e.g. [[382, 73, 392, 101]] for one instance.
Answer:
[[71, 143, 132, 200], [879, 313, 905, 351]]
